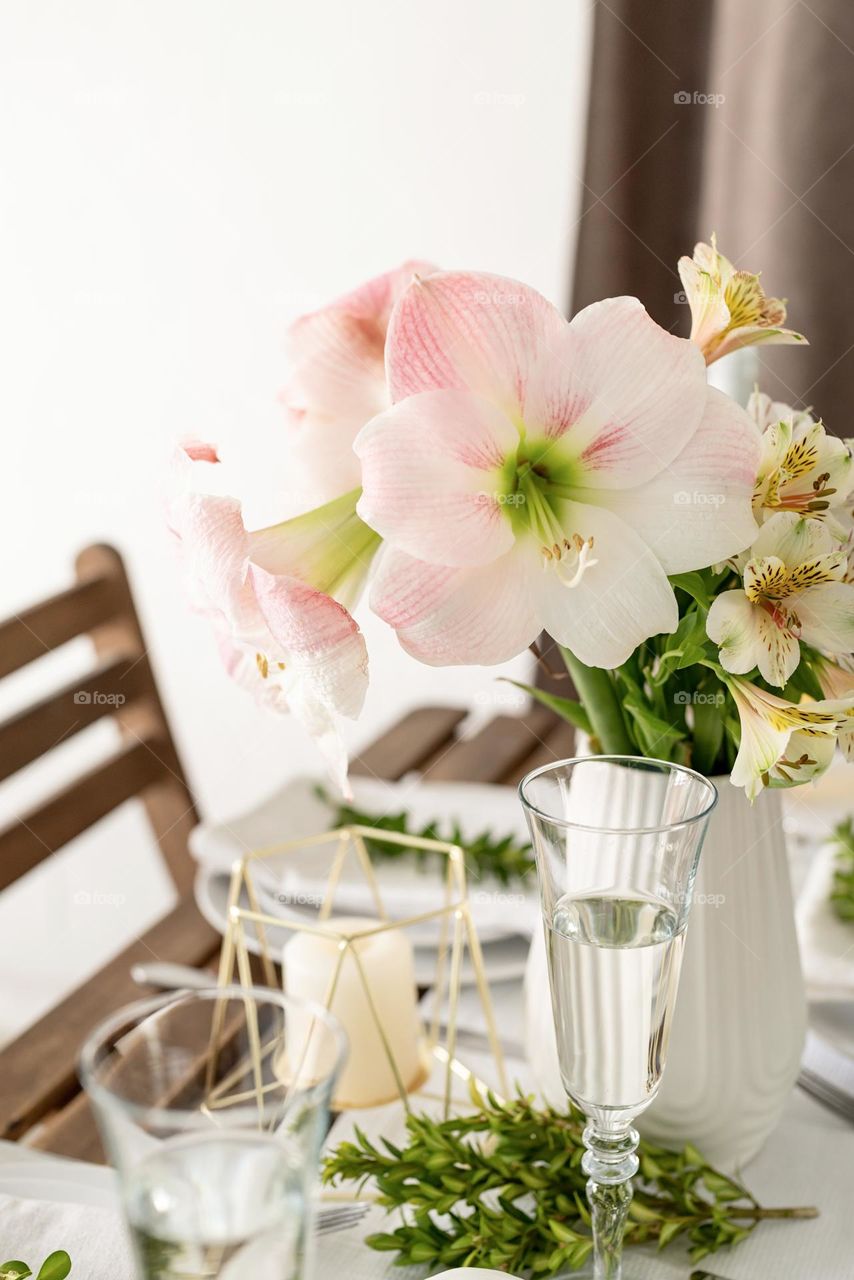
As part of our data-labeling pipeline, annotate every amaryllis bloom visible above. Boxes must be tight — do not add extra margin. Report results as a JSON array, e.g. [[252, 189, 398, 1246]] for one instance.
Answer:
[[749, 392, 854, 537], [282, 260, 437, 503], [726, 676, 852, 799], [169, 445, 370, 793], [354, 271, 761, 669], [678, 237, 806, 365], [707, 513, 854, 687]]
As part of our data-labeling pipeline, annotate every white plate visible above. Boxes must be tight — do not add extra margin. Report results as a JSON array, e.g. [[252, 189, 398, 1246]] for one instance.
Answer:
[[194, 867, 531, 987], [190, 775, 538, 943]]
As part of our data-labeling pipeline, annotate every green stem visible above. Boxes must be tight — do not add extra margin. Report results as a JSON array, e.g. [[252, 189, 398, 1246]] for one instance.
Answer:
[[559, 648, 634, 755]]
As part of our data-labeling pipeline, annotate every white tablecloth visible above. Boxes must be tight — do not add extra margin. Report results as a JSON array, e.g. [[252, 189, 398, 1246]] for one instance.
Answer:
[[316, 1043, 852, 1280], [0, 1036, 851, 1280]]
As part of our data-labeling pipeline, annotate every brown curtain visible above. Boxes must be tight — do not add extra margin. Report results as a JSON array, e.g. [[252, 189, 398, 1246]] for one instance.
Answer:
[[538, 0, 853, 694], [572, 0, 854, 434]]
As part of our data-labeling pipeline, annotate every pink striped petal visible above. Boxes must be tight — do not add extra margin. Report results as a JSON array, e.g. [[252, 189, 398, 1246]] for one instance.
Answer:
[[370, 545, 541, 667], [356, 389, 518, 567], [533, 503, 678, 667], [587, 387, 761, 572], [174, 490, 263, 639], [181, 439, 221, 464], [538, 297, 707, 488], [385, 271, 569, 419], [283, 261, 436, 498], [249, 565, 368, 719]]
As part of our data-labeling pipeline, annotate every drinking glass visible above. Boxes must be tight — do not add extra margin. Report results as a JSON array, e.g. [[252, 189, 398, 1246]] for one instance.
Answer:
[[519, 756, 717, 1280], [79, 985, 347, 1280]]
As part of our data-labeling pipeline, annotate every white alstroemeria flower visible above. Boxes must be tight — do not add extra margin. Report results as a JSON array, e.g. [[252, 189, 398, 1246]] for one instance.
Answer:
[[727, 676, 851, 799], [677, 236, 806, 365], [815, 658, 854, 761], [749, 392, 854, 537], [707, 512, 854, 687]]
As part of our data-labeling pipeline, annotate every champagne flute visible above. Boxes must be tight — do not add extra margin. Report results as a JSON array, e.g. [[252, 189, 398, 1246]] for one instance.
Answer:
[[520, 756, 717, 1280]]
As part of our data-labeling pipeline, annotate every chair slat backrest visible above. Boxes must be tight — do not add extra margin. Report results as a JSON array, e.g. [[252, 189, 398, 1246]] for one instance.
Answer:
[[0, 544, 198, 894]]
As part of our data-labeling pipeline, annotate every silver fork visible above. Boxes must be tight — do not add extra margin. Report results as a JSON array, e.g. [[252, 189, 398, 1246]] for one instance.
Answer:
[[316, 1203, 371, 1235]]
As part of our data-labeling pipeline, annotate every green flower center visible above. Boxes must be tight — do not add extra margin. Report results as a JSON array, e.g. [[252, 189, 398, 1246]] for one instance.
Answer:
[[499, 445, 596, 587]]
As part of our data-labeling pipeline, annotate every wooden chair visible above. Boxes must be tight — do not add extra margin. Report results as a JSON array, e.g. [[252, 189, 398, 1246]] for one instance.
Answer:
[[0, 544, 574, 1159], [0, 544, 221, 1155]]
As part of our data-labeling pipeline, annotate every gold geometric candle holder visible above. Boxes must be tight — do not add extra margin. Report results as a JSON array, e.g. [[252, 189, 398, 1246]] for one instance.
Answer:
[[213, 824, 508, 1117]]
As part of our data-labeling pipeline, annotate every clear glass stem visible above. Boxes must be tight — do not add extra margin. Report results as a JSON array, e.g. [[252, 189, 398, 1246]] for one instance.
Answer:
[[582, 1123, 639, 1280]]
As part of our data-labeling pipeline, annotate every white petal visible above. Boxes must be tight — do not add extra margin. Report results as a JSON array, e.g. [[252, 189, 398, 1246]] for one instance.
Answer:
[[707, 591, 764, 674], [677, 255, 730, 353], [797, 582, 854, 658], [356, 389, 518, 567], [285, 682, 355, 798], [249, 566, 368, 719], [708, 589, 799, 687], [533, 503, 679, 668], [589, 387, 760, 572], [369, 545, 541, 667], [750, 511, 835, 563], [768, 730, 837, 789], [530, 296, 707, 489], [730, 685, 792, 800]]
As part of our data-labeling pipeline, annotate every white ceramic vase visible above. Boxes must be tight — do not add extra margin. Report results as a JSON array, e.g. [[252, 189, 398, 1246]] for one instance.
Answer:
[[524, 775, 807, 1170]]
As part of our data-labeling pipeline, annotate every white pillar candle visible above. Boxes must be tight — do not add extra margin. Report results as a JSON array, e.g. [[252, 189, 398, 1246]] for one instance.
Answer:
[[282, 915, 425, 1107]]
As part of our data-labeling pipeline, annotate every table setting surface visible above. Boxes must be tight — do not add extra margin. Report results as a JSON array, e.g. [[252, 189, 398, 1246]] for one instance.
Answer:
[[2, 715, 854, 1280]]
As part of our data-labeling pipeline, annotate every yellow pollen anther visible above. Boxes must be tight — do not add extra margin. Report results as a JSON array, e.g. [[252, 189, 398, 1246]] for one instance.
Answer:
[[541, 532, 598, 588]]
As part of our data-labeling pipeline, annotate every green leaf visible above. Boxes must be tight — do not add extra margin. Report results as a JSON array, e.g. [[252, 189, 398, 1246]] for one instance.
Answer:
[[670, 571, 712, 609], [692, 688, 726, 775], [548, 1219, 580, 1244], [35, 1256, 70, 1280], [621, 687, 685, 759], [327, 1089, 813, 1277], [502, 679, 593, 734], [0, 1264, 32, 1280], [657, 1219, 684, 1249]]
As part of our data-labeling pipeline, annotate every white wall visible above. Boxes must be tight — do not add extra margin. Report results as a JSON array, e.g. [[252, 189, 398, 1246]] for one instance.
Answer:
[[0, 0, 592, 1036]]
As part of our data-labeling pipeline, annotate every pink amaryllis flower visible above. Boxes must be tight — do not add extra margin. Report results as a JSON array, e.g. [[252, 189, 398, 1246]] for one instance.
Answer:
[[282, 260, 437, 503], [354, 272, 761, 669], [169, 445, 369, 793]]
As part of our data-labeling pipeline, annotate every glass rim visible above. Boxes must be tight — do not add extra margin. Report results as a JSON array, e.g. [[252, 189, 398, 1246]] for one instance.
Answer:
[[77, 983, 348, 1128], [518, 754, 718, 836]]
